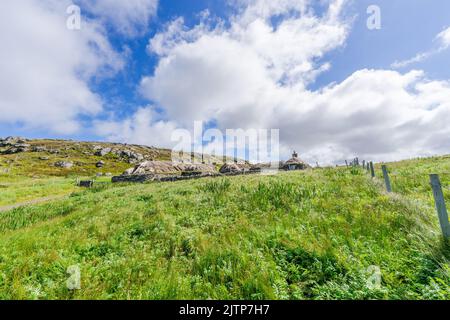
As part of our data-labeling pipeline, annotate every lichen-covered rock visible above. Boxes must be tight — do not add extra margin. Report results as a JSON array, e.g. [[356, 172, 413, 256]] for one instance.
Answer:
[[0, 136, 28, 147], [95, 147, 112, 157], [54, 161, 73, 168]]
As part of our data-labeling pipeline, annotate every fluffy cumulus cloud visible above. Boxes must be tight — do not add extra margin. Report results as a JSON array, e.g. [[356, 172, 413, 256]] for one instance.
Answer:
[[76, 0, 159, 37], [0, 0, 124, 134], [95, 107, 178, 148], [137, 0, 450, 164]]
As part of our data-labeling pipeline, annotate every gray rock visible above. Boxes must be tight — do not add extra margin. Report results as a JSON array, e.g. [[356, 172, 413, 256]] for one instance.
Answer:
[[0, 136, 27, 147], [2, 146, 28, 154], [31, 146, 47, 152], [54, 161, 73, 168], [96, 161, 105, 168], [95, 147, 112, 156], [123, 167, 135, 175]]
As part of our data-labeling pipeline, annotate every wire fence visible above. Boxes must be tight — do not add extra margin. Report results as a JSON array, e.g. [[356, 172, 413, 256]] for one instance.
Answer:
[[352, 159, 450, 239]]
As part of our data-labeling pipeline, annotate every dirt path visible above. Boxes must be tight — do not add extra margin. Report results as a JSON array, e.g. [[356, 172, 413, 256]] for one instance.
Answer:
[[0, 195, 68, 212]]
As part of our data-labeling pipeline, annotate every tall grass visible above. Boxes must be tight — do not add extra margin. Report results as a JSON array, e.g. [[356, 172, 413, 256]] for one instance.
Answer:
[[0, 160, 448, 299]]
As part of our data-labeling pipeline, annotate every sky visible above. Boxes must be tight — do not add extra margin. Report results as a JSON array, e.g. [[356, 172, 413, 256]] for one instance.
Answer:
[[0, 0, 450, 164]]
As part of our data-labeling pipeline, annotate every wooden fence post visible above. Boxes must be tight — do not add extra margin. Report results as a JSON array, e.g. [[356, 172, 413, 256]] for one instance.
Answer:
[[345, 160, 348, 167], [381, 165, 392, 193], [369, 162, 375, 178], [430, 174, 450, 239], [362, 160, 366, 170]]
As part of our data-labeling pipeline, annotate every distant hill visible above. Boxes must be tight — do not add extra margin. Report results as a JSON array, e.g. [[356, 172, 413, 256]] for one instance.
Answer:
[[0, 137, 227, 177]]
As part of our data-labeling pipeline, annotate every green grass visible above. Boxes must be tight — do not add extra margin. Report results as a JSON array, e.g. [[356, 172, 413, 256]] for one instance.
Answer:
[[0, 175, 77, 207], [0, 157, 449, 300], [375, 155, 450, 207]]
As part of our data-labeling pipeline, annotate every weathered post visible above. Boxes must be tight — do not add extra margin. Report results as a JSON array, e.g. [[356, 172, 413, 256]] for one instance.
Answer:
[[381, 165, 392, 193], [345, 160, 348, 167], [362, 160, 366, 169], [430, 174, 450, 239], [369, 162, 375, 178]]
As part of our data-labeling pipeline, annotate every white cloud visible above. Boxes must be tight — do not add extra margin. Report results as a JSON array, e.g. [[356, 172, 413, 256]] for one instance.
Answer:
[[95, 107, 178, 147], [76, 0, 159, 37], [141, 0, 350, 126], [392, 26, 450, 69], [0, 0, 124, 134], [135, 0, 450, 164], [436, 26, 450, 48]]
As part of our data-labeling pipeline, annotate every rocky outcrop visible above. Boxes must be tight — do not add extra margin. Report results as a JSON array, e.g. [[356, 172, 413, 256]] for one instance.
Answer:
[[0, 137, 31, 154], [119, 150, 144, 163], [0, 136, 28, 147], [93, 146, 145, 164]]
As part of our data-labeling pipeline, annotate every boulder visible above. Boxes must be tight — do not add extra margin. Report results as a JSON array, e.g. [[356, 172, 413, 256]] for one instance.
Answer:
[[123, 167, 135, 175], [95, 147, 112, 156], [119, 150, 144, 163], [31, 146, 47, 152], [78, 180, 94, 188], [96, 161, 105, 168], [54, 161, 73, 168]]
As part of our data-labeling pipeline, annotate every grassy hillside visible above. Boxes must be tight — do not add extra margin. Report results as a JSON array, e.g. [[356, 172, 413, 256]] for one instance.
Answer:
[[0, 138, 228, 207], [0, 138, 173, 178], [0, 156, 449, 299], [374, 155, 450, 207]]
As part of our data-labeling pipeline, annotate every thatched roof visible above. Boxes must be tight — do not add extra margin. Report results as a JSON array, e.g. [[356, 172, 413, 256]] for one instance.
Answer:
[[123, 161, 216, 175], [219, 163, 249, 174], [282, 151, 310, 170]]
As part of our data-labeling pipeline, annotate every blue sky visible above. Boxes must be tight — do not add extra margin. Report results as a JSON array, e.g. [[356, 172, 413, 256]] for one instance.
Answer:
[[1, 0, 450, 163], [314, 0, 450, 88]]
